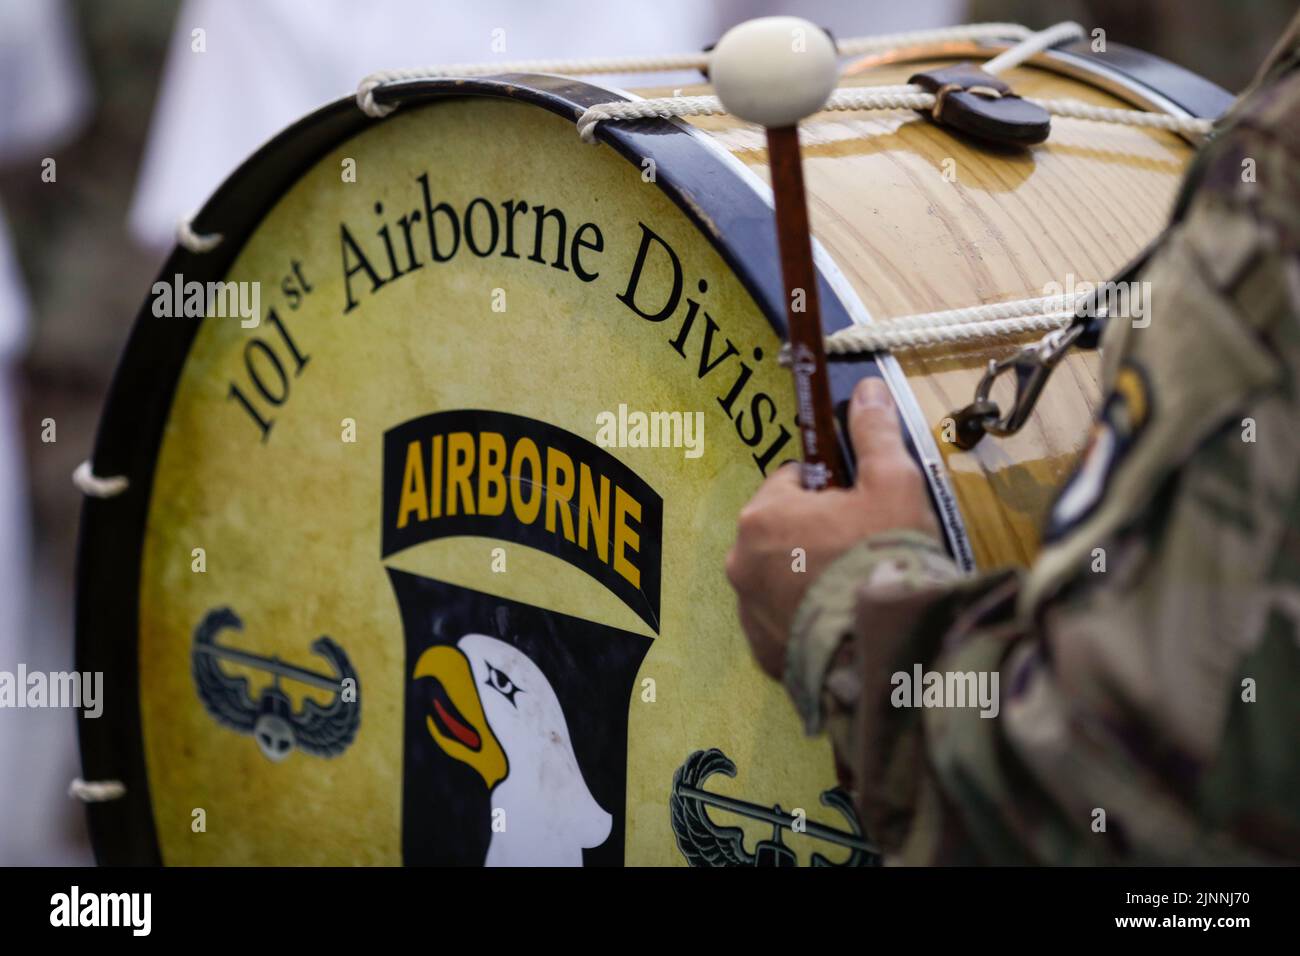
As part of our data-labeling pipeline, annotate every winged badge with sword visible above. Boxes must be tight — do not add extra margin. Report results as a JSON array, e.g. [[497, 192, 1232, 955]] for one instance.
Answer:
[[191, 607, 361, 762]]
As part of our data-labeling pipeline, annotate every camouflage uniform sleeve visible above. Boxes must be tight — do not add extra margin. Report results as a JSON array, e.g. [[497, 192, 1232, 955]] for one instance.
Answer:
[[786, 43, 1300, 864], [784, 529, 966, 735], [785, 533, 1022, 860]]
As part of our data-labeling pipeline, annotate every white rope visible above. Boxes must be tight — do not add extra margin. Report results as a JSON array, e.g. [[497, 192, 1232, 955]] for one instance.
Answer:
[[572, 20, 1211, 142], [575, 88, 937, 142], [769, 290, 1091, 357], [350, 19, 1210, 140], [355, 22, 1038, 117], [823, 309, 1074, 354], [576, 88, 1212, 142], [835, 22, 1032, 57], [1031, 97, 1213, 133], [73, 460, 128, 498], [856, 291, 1081, 334], [982, 20, 1083, 74], [576, 95, 734, 141], [177, 216, 222, 253], [572, 21, 1074, 140], [69, 778, 127, 803]]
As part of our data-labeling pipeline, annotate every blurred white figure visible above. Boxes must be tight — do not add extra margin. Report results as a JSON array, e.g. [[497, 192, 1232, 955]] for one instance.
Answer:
[[0, 0, 90, 864], [129, 0, 963, 250], [0, 211, 28, 660], [130, 0, 718, 249]]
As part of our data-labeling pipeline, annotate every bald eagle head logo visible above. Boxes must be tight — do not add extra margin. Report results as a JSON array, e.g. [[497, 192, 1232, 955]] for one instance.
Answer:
[[412, 633, 612, 865], [390, 569, 650, 866]]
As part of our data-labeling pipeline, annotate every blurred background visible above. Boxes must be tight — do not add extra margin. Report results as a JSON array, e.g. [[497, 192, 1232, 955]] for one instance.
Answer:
[[0, 0, 1293, 865]]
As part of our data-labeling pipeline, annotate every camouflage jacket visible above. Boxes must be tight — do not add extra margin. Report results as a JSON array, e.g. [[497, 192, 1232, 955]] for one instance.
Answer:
[[785, 18, 1300, 864]]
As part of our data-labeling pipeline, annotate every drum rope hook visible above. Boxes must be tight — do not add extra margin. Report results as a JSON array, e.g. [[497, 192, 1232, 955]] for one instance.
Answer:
[[948, 240, 1161, 449]]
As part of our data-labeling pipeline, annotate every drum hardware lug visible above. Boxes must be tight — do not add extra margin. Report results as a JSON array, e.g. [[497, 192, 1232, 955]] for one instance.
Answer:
[[909, 63, 1051, 146], [949, 323, 1085, 450], [950, 399, 999, 451]]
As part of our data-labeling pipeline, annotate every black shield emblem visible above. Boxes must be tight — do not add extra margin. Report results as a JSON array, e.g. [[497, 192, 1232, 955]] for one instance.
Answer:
[[390, 568, 652, 865]]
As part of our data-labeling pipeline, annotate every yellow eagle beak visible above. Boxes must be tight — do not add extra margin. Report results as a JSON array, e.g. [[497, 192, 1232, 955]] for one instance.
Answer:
[[413, 645, 507, 789]]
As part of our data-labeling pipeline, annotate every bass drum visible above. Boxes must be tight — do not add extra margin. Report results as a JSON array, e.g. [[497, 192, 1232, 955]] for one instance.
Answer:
[[76, 36, 1227, 865]]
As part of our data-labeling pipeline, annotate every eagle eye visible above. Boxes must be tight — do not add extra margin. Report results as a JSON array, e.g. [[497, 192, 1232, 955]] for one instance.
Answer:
[[483, 661, 522, 707]]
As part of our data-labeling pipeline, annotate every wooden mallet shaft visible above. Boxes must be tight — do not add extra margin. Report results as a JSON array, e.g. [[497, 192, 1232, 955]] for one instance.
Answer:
[[711, 16, 846, 490], [766, 126, 845, 490]]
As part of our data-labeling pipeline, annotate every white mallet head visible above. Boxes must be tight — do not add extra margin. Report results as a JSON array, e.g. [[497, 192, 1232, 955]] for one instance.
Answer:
[[710, 16, 839, 128]]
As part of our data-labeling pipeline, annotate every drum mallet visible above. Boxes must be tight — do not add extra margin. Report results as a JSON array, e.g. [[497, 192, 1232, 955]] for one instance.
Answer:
[[711, 17, 846, 491]]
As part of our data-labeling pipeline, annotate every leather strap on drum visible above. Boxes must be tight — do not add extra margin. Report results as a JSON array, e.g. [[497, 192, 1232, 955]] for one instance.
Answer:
[[909, 63, 1051, 146]]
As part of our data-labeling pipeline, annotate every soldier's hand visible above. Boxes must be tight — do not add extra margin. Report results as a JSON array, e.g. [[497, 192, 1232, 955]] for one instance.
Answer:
[[726, 377, 940, 679]]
